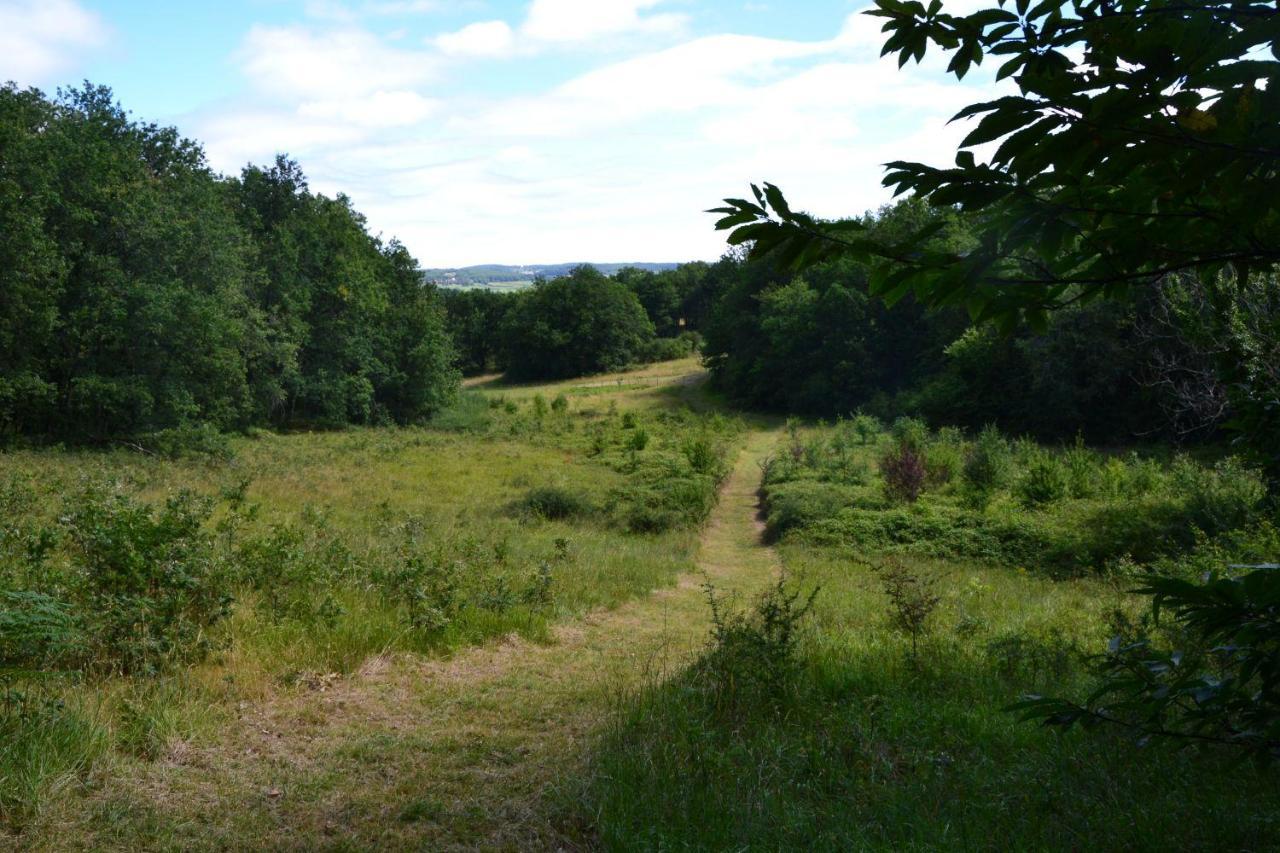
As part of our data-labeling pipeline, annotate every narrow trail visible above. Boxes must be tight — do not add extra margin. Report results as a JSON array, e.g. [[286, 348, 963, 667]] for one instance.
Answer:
[[48, 428, 782, 851]]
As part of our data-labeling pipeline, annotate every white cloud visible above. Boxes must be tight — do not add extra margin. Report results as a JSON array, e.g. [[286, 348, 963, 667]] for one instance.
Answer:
[[0, 0, 108, 85], [239, 25, 438, 100], [197, 6, 993, 265], [298, 90, 439, 126], [521, 0, 686, 43], [430, 0, 687, 60], [434, 20, 515, 57]]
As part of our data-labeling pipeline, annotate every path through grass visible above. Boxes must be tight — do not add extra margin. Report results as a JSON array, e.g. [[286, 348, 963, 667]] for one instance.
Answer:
[[24, 425, 782, 850]]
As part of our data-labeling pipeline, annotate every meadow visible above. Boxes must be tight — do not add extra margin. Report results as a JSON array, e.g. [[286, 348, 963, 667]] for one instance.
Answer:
[[2, 363, 1278, 850], [0, 361, 739, 843]]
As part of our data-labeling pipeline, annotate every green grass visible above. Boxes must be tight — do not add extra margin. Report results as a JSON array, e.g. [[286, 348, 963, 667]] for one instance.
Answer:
[[584, 546, 1280, 850], [582, 419, 1280, 850], [0, 368, 739, 839]]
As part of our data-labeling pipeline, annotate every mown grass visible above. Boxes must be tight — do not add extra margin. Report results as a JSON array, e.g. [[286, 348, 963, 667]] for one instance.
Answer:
[[0, 363, 739, 838], [582, 418, 1280, 850]]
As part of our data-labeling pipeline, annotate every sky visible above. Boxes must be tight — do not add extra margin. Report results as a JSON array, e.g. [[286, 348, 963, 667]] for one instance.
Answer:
[[0, 0, 997, 267]]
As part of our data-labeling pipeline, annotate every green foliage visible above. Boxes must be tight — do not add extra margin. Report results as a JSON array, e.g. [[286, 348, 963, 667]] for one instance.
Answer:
[[62, 486, 232, 675], [519, 486, 593, 521], [698, 575, 818, 715], [874, 558, 941, 660], [961, 425, 1011, 507], [1013, 566, 1280, 760], [0, 85, 457, 444], [499, 267, 657, 381], [712, 2, 1280, 478], [851, 412, 880, 444], [1015, 453, 1070, 509], [439, 288, 515, 376]]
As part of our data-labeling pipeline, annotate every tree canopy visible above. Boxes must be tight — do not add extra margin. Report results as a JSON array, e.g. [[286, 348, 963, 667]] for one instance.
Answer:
[[499, 267, 656, 381], [711, 0, 1280, 477], [0, 84, 458, 445]]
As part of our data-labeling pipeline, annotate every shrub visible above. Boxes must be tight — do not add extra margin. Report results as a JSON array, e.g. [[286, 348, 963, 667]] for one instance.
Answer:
[[961, 425, 1011, 506], [1063, 438, 1099, 499], [551, 394, 569, 414], [762, 481, 860, 541], [681, 434, 720, 476], [0, 591, 84, 670], [880, 441, 927, 503], [1173, 456, 1266, 537], [697, 574, 818, 714], [925, 439, 963, 488], [1012, 566, 1280, 760], [136, 422, 234, 461], [639, 336, 693, 363], [852, 412, 881, 444], [1015, 454, 1069, 508], [62, 487, 232, 674], [626, 428, 649, 452], [873, 558, 941, 661], [520, 486, 592, 521], [890, 416, 930, 452]]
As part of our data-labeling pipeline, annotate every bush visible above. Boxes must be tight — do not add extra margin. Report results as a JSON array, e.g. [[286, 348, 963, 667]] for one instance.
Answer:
[[961, 425, 1011, 506], [880, 441, 928, 503], [852, 412, 881, 444], [639, 336, 694, 363], [62, 487, 232, 674], [1013, 566, 1280, 760], [697, 575, 817, 714], [520, 486, 593, 521], [1015, 454, 1069, 508], [1173, 456, 1266, 537], [762, 481, 861, 541], [137, 422, 235, 460], [0, 591, 84, 670], [890, 416, 930, 452]]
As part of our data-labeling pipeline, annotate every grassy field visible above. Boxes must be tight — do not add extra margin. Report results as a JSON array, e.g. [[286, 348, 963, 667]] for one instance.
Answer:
[[3, 368, 1278, 850], [0, 361, 745, 846], [583, 417, 1280, 851]]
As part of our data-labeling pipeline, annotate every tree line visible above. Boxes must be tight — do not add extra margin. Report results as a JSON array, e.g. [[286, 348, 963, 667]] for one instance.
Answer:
[[1, 83, 457, 445]]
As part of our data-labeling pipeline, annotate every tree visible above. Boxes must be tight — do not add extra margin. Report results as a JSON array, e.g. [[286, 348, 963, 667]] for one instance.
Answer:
[[499, 266, 656, 380], [440, 288, 516, 375], [712, 0, 1280, 480]]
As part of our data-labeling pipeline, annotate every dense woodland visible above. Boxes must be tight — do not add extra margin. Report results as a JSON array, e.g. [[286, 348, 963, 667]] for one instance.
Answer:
[[1, 84, 458, 445]]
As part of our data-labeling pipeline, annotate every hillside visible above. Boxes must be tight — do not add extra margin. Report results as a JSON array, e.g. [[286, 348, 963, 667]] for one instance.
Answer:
[[424, 262, 681, 289]]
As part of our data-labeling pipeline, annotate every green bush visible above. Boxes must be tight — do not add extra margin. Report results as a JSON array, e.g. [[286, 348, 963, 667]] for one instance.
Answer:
[[0, 591, 84, 670], [851, 412, 881, 444], [1173, 456, 1266, 537], [1015, 454, 1069, 508], [961, 425, 1011, 506], [62, 487, 232, 675], [519, 486, 593, 521], [762, 481, 861, 541]]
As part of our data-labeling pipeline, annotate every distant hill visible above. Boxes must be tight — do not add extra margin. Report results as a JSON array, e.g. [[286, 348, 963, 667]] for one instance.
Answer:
[[424, 262, 681, 289]]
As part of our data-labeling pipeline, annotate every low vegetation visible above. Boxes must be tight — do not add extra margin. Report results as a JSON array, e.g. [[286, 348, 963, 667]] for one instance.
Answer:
[[0, 379, 738, 834], [584, 420, 1279, 849]]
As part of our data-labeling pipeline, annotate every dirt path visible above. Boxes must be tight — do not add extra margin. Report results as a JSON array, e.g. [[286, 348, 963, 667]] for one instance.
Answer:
[[39, 429, 781, 852]]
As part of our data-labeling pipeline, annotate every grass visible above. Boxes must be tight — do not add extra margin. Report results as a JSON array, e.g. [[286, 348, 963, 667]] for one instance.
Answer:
[[5, 370, 1279, 849], [582, 419, 1280, 850], [0, 359, 743, 844]]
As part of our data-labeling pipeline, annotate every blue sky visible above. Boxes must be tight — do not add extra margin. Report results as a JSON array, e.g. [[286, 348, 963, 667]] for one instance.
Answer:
[[1, 0, 994, 266]]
